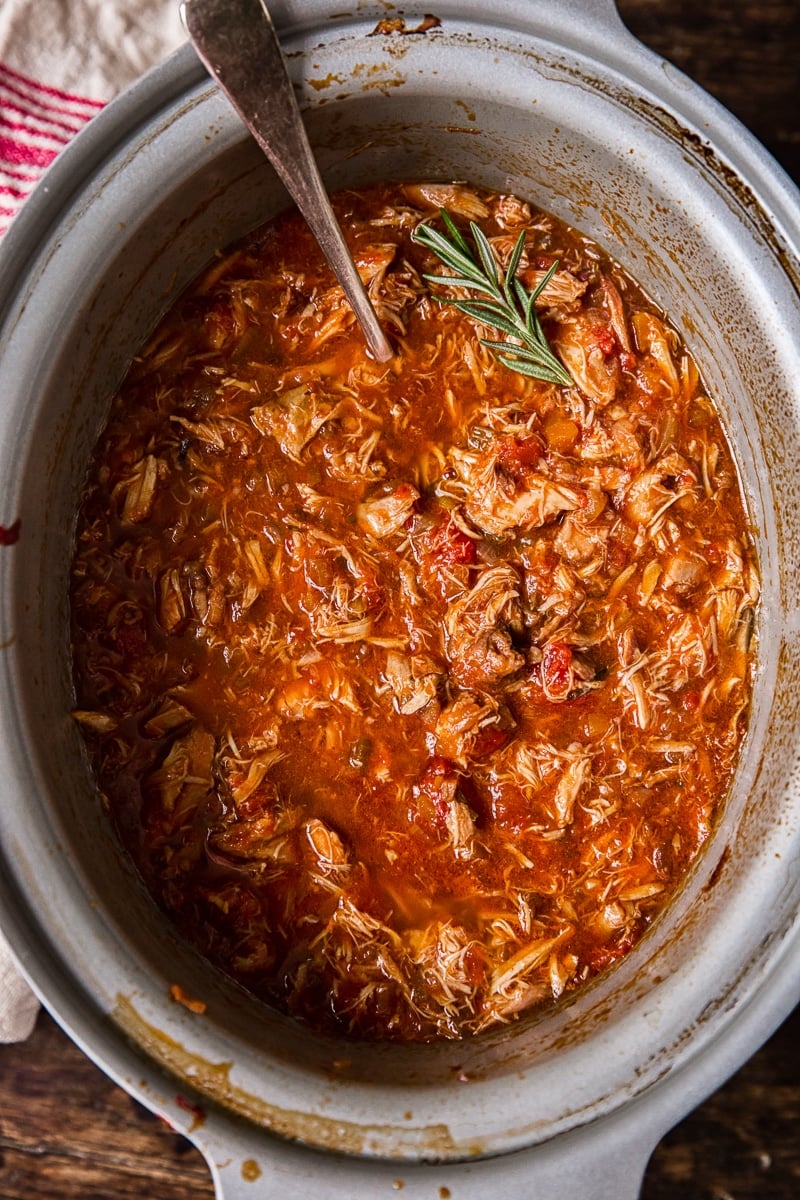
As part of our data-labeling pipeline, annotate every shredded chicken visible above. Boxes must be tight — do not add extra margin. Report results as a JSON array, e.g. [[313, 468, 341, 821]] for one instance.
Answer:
[[434, 691, 510, 765], [444, 565, 525, 690], [384, 650, 441, 714], [250, 383, 341, 462], [450, 445, 585, 537], [70, 180, 758, 1043]]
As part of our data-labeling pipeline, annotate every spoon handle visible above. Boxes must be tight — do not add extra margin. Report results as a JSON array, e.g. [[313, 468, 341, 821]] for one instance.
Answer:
[[181, 0, 394, 363]]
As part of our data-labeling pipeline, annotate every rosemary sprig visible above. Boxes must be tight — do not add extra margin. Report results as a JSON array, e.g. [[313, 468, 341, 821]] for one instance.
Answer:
[[410, 210, 573, 388]]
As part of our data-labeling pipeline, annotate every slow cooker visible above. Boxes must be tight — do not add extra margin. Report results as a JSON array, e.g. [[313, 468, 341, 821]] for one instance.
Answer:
[[1, 2, 799, 1196]]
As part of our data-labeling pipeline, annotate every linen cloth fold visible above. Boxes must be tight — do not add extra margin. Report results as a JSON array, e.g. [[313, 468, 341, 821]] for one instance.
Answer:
[[0, 0, 185, 233], [0, 0, 185, 1039], [0, 942, 40, 1042]]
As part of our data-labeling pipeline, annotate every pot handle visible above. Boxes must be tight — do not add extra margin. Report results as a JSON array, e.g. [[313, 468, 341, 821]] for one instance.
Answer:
[[268, 0, 631, 41], [196, 1102, 662, 1200], [525, 0, 627, 26]]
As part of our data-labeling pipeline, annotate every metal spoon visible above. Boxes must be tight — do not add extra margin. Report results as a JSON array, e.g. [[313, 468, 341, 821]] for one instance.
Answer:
[[180, 0, 394, 363]]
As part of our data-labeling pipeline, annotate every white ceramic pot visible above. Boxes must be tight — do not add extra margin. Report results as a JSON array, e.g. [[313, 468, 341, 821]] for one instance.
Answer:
[[1, 3, 799, 1196]]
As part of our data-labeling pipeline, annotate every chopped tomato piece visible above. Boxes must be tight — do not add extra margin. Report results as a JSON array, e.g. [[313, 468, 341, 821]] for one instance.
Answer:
[[542, 641, 573, 695], [417, 514, 477, 567], [496, 436, 543, 478], [414, 755, 459, 829], [590, 323, 617, 358], [471, 727, 510, 758]]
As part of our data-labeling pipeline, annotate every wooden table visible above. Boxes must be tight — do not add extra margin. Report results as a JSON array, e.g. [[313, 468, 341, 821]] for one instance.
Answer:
[[1, 2, 799, 1196]]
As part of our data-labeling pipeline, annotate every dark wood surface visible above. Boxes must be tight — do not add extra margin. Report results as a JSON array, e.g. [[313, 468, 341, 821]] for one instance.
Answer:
[[2, 2, 799, 1197]]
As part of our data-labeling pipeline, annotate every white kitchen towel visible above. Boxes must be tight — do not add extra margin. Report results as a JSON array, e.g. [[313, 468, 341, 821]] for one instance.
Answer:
[[0, 0, 185, 234], [0, 935, 40, 1042], [0, 0, 185, 1036]]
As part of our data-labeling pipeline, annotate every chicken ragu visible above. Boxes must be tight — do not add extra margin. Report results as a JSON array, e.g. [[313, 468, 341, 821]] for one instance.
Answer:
[[70, 181, 758, 1041]]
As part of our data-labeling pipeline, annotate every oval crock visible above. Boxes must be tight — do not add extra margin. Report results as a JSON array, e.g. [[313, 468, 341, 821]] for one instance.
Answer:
[[1, 2, 800, 1197]]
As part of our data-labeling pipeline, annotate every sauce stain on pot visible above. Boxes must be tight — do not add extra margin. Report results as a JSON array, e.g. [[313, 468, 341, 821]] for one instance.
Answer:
[[547, 55, 800, 298], [241, 1158, 262, 1181], [113, 993, 465, 1157]]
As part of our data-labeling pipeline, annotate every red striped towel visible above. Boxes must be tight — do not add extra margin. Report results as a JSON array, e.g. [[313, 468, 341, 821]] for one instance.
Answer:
[[0, 61, 104, 236], [0, 0, 184, 238]]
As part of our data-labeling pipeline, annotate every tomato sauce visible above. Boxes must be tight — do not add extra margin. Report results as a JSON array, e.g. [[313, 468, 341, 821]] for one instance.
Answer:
[[70, 181, 758, 1040]]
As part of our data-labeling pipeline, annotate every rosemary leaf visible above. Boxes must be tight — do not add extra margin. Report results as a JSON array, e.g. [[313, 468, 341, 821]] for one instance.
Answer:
[[411, 210, 573, 388], [480, 338, 564, 373], [492, 353, 571, 383], [447, 304, 525, 340], [441, 210, 472, 257], [422, 272, 498, 297], [471, 223, 501, 288]]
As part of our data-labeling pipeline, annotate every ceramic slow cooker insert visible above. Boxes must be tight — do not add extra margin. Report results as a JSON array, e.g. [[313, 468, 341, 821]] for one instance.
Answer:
[[1, 2, 799, 1197]]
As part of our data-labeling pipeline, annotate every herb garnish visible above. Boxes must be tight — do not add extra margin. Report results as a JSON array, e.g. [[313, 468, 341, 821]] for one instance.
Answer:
[[411, 210, 573, 387]]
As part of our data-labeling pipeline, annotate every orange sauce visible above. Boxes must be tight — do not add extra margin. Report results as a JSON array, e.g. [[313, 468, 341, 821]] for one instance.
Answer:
[[70, 182, 757, 1039]]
